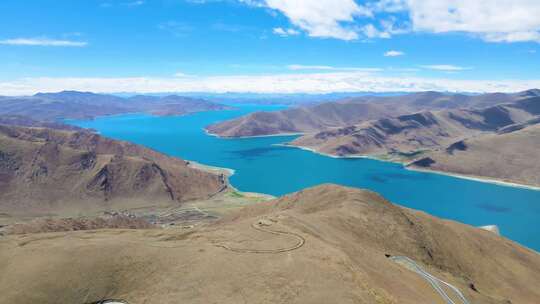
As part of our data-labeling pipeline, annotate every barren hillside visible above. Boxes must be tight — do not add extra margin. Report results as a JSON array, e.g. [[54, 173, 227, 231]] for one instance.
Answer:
[[409, 123, 540, 187], [206, 90, 539, 137], [1, 185, 538, 304], [291, 97, 540, 158], [0, 125, 228, 217]]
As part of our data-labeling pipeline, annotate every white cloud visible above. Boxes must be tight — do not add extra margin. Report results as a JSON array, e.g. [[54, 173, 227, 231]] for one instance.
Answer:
[[420, 64, 472, 71], [361, 24, 391, 39], [384, 50, 404, 57], [1, 73, 538, 95], [272, 27, 300, 36], [406, 0, 540, 43], [0, 38, 87, 47], [263, 0, 372, 40], [126, 0, 145, 6], [287, 64, 382, 72], [236, 0, 540, 43], [236, 0, 266, 7], [483, 31, 540, 43], [368, 0, 407, 13]]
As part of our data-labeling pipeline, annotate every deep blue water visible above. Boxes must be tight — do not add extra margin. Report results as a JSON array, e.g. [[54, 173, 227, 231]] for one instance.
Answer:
[[66, 105, 540, 252]]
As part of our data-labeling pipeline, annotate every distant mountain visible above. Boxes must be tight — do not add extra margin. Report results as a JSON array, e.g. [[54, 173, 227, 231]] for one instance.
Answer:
[[116, 91, 409, 105], [127, 94, 231, 116], [206, 90, 537, 137], [34, 90, 126, 106], [0, 125, 228, 217], [0, 91, 232, 121]]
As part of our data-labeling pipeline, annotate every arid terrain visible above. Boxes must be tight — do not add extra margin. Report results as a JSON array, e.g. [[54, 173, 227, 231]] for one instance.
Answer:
[[409, 123, 540, 187], [1, 184, 539, 304], [291, 97, 539, 156], [0, 124, 228, 220], [207, 90, 540, 187]]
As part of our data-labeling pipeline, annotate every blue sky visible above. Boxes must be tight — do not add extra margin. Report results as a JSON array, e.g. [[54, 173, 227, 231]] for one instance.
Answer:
[[0, 0, 539, 94]]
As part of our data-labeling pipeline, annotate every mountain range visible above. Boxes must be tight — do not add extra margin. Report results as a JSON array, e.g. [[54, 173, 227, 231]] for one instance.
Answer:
[[206, 90, 540, 137], [291, 96, 539, 154], [0, 91, 232, 122], [207, 90, 540, 187]]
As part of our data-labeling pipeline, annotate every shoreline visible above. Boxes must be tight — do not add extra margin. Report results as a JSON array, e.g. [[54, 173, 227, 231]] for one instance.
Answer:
[[281, 143, 540, 191], [187, 160, 235, 177], [276, 143, 406, 164], [186, 161, 276, 200], [406, 166, 540, 191], [204, 128, 303, 139]]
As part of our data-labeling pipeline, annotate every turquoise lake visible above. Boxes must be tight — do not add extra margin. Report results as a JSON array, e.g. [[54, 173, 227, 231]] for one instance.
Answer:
[[67, 104, 540, 252]]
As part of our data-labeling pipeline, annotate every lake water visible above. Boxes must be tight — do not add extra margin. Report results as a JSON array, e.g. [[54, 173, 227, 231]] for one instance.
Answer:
[[67, 104, 540, 252]]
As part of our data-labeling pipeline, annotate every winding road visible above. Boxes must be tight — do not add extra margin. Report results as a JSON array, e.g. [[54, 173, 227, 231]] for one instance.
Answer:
[[389, 256, 470, 304], [215, 222, 305, 254]]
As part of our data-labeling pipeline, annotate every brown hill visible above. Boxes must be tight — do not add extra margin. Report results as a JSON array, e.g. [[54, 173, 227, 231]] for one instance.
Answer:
[[409, 123, 540, 187], [291, 97, 540, 158], [0, 114, 86, 130], [1, 184, 539, 304], [0, 125, 227, 217], [207, 101, 398, 137], [205, 90, 537, 137], [6, 214, 155, 235]]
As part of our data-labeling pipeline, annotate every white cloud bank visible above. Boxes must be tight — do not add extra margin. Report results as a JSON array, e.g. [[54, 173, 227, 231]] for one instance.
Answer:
[[408, 0, 540, 43], [263, 0, 372, 40], [244, 0, 540, 43], [0, 38, 88, 47], [1, 73, 538, 96]]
